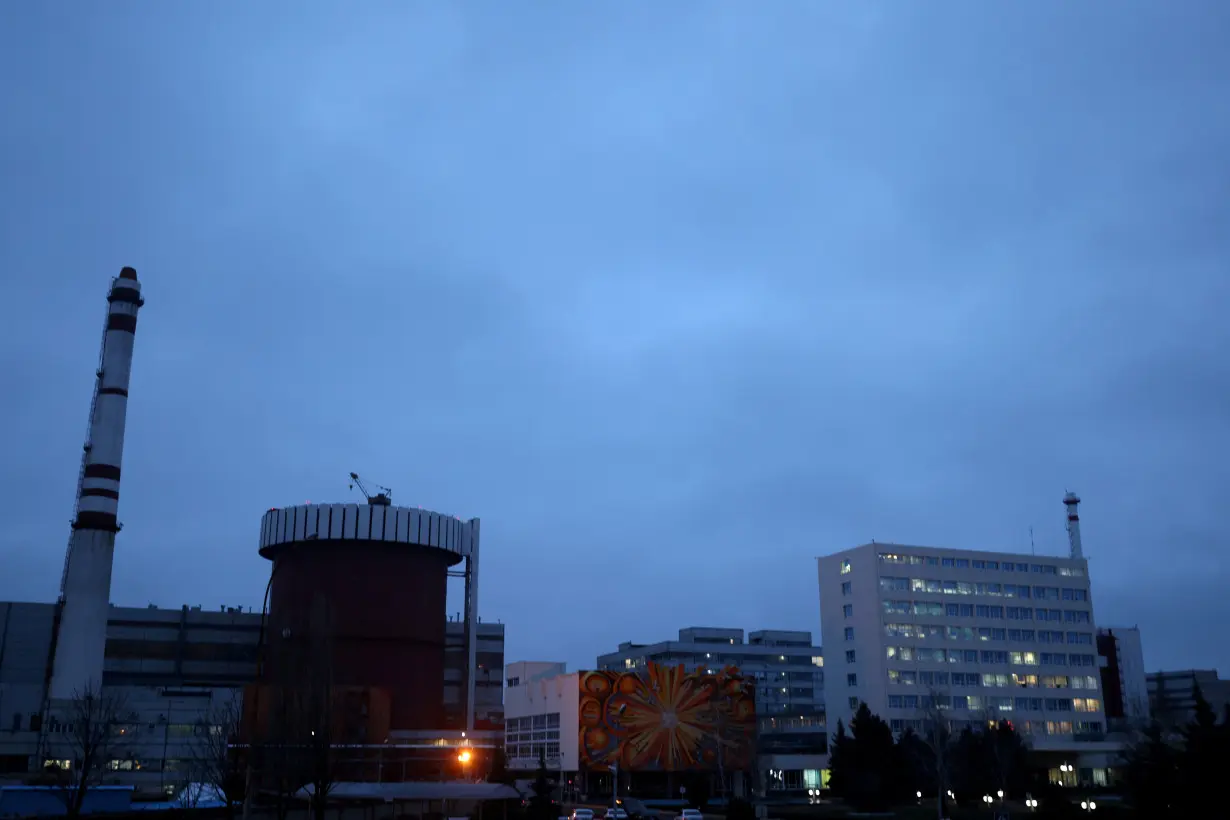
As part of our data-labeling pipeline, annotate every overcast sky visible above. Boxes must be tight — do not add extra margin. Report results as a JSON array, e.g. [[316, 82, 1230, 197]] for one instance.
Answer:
[[2, 1, 1228, 678]]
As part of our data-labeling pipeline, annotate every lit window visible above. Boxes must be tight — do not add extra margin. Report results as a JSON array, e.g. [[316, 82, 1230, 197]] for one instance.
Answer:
[[840, 560, 852, 575], [811, 656, 824, 667]]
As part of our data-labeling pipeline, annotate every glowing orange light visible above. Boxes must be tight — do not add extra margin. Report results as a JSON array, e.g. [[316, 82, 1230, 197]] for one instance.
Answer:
[[457, 749, 472, 764]]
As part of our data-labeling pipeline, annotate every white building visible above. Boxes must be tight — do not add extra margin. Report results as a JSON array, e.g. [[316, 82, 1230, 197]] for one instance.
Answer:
[[502, 661, 576, 773], [818, 542, 1120, 781]]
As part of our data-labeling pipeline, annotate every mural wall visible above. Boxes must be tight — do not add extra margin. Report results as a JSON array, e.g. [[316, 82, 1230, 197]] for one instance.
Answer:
[[578, 663, 756, 771]]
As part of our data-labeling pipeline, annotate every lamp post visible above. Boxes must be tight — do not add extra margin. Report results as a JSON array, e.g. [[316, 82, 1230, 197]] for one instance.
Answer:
[[1080, 800, 1097, 812]]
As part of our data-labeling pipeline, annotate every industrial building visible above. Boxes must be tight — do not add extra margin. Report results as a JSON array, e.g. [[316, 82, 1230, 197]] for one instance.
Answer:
[[502, 660, 756, 801], [0, 268, 505, 794], [818, 493, 1121, 787], [595, 627, 827, 794], [244, 496, 504, 781], [0, 604, 503, 787]]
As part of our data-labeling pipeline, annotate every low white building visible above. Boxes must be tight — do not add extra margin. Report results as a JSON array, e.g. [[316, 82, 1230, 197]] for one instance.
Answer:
[[502, 662, 577, 773]]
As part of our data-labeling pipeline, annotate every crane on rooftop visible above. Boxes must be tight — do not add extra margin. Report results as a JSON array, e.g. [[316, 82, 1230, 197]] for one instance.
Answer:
[[348, 472, 392, 506]]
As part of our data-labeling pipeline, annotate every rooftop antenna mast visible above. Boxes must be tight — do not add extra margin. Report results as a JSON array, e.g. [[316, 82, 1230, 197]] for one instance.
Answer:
[[1029, 526, 1036, 555], [348, 472, 392, 506]]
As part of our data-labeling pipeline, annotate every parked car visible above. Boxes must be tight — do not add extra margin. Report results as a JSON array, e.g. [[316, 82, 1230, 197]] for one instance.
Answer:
[[678, 810, 704, 820], [603, 809, 629, 820], [616, 798, 658, 820], [572, 810, 596, 820]]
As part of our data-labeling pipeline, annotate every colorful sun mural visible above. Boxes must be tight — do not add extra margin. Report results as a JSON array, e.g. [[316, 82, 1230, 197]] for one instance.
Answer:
[[577, 663, 755, 771]]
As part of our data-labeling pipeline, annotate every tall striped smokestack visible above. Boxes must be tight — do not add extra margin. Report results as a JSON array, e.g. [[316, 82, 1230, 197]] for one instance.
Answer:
[[1063, 491, 1083, 561], [50, 267, 144, 700]]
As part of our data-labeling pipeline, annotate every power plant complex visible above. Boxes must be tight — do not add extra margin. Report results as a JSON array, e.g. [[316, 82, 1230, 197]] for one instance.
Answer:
[[0, 267, 1215, 807], [0, 269, 504, 792]]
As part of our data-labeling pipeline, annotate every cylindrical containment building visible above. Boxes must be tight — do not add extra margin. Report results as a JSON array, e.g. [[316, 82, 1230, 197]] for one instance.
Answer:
[[258, 502, 476, 730]]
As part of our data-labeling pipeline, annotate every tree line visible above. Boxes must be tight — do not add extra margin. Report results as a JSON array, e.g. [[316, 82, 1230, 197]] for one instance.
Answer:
[[828, 701, 1031, 815], [1120, 687, 1230, 818]]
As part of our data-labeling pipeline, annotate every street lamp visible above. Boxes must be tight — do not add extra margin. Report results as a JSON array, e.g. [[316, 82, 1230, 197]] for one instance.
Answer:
[[458, 749, 472, 764], [996, 790, 1003, 800], [982, 795, 993, 806], [1080, 800, 1097, 812], [1025, 797, 1039, 811]]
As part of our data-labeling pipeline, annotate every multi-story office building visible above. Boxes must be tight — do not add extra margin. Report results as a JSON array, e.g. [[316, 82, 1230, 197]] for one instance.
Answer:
[[818, 543, 1119, 781], [596, 627, 827, 793], [1147, 669, 1230, 726], [1095, 627, 1149, 730]]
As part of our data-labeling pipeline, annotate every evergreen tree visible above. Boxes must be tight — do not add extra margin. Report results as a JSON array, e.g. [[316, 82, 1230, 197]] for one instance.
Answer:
[[893, 727, 930, 801], [827, 719, 850, 798], [1121, 722, 1181, 818], [1175, 686, 1228, 815], [526, 749, 556, 820], [985, 720, 1029, 798], [828, 703, 897, 811]]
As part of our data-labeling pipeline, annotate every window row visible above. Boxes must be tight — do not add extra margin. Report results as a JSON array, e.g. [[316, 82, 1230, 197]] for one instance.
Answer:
[[886, 694, 1101, 713], [942, 672, 1100, 690], [885, 646, 1098, 667], [504, 713, 561, 732], [885, 624, 1085, 644], [878, 553, 1084, 577], [879, 577, 1088, 601], [889, 718, 1102, 736], [881, 601, 1090, 623], [506, 730, 560, 742], [506, 741, 561, 759]]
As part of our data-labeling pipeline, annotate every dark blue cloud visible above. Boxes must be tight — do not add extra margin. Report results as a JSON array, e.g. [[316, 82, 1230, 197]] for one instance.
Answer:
[[2, 0, 1227, 675]]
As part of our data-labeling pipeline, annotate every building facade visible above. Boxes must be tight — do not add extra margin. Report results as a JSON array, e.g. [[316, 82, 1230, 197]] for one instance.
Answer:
[[818, 543, 1119, 782], [502, 662, 572, 772], [595, 627, 827, 794], [1095, 626, 1149, 730], [1146, 669, 1230, 726], [503, 660, 757, 800]]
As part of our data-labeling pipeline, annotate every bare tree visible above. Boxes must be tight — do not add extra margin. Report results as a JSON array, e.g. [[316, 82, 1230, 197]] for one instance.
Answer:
[[45, 684, 129, 818], [970, 708, 1028, 798], [261, 686, 305, 820], [915, 687, 955, 820], [192, 695, 246, 818], [251, 597, 339, 820], [297, 597, 340, 820]]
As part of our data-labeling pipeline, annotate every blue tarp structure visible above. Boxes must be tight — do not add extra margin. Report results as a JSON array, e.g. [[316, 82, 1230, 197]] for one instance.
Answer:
[[0, 785, 134, 818]]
